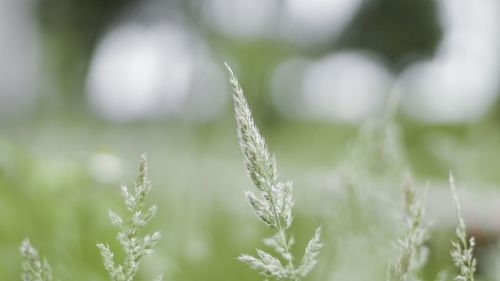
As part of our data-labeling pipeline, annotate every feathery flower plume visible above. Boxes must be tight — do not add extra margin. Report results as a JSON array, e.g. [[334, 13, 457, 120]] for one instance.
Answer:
[[225, 62, 322, 281], [449, 173, 476, 281], [20, 239, 53, 281], [97, 154, 163, 281], [388, 177, 429, 281]]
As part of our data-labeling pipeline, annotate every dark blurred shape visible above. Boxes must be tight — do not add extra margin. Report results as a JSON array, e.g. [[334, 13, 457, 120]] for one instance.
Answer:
[[338, 0, 442, 71], [37, 0, 137, 102]]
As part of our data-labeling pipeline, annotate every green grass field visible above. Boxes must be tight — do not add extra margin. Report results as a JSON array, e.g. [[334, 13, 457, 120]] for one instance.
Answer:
[[2, 112, 500, 281]]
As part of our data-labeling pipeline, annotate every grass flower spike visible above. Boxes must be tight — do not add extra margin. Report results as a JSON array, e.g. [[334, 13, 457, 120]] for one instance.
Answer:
[[20, 239, 53, 281], [97, 154, 163, 281], [225, 62, 322, 281], [388, 178, 429, 281], [449, 173, 476, 281]]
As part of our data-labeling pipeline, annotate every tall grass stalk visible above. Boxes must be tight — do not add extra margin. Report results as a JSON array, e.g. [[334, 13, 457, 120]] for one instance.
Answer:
[[97, 154, 163, 281], [387, 177, 429, 281], [20, 239, 53, 281], [225, 62, 322, 281], [449, 173, 476, 281], [20, 156, 162, 281]]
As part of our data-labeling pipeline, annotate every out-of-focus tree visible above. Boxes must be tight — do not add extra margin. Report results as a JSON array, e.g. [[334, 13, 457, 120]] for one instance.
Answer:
[[337, 0, 442, 71], [37, 0, 137, 106]]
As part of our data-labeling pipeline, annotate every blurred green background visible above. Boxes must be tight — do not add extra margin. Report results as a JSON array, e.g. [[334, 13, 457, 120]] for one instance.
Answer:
[[2, 0, 500, 280]]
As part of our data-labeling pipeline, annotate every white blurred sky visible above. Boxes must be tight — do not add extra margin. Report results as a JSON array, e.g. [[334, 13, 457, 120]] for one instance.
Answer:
[[1, 0, 500, 123], [0, 0, 39, 118]]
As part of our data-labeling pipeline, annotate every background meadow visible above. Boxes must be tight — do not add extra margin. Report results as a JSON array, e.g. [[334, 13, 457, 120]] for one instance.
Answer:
[[2, 0, 500, 280]]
